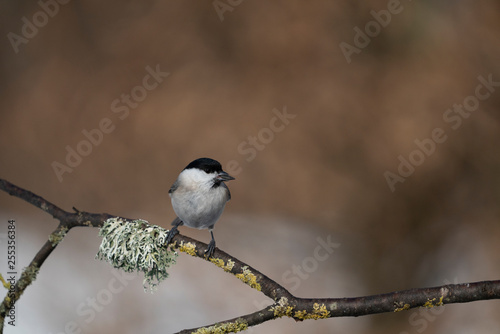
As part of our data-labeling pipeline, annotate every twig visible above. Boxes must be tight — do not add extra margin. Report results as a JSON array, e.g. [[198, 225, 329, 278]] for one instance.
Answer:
[[0, 179, 121, 332], [176, 280, 500, 333]]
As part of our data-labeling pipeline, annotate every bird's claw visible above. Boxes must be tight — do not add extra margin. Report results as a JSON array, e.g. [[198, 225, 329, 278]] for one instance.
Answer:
[[204, 240, 216, 258], [165, 226, 179, 246]]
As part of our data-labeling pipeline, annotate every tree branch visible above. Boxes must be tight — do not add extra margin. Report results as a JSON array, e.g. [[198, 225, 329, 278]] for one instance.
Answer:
[[176, 280, 500, 333], [1, 178, 500, 333]]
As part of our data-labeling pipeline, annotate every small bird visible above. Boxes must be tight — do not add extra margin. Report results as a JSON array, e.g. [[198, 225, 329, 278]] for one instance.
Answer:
[[165, 158, 235, 258]]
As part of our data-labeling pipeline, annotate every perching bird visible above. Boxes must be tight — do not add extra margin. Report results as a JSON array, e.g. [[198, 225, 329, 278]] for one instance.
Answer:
[[165, 158, 235, 258]]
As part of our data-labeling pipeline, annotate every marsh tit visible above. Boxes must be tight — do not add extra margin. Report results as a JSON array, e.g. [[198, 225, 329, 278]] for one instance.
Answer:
[[165, 158, 235, 258]]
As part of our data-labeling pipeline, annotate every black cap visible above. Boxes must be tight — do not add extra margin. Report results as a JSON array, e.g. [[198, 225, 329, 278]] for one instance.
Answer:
[[184, 158, 223, 174]]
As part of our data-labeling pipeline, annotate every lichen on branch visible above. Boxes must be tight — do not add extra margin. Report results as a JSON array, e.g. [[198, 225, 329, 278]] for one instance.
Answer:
[[96, 218, 178, 292]]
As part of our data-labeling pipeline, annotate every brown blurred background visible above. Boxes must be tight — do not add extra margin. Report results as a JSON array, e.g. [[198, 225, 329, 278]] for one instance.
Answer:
[[1, 1, 500, 333]]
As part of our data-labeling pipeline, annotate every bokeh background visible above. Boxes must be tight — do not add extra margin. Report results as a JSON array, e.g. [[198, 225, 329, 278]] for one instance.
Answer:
[[1, 1, 500, 333]]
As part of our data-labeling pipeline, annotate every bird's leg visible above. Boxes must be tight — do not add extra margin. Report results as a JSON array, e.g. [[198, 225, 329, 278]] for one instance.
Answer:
[[205, 229, 216, 258], [165, 218, 183, 246]]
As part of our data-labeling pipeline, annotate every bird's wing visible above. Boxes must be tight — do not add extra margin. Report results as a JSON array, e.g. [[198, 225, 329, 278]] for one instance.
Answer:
[[222, 182, 231, 201], [169, 179, 179, 195]]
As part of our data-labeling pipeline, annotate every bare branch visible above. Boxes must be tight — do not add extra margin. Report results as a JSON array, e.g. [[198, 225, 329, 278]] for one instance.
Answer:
[[0, 178, 119, 228]]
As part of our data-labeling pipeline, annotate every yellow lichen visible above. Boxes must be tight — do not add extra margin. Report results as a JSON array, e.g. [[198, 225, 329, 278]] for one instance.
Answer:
[[210, 258, 235, 272], [192, 318, 248, 333], [294, 303, 331, 320], [423, 299, 434, 308], [270, 297, 294, 317], [0, 273, 10, 290], [235, 266, 261, 291], [49, 226, 68, 246], [394, 303, 411, 312], [179, 241, 197, 257], [423, 296, 445, 308], [294, 309, 307, 318]]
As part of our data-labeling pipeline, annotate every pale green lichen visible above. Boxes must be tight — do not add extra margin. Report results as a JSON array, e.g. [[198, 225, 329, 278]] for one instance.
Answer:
[[294, 303, 331, 320], [210, 258, 235, 272], [270, 297, 294, 317], [17, 263, 40, 291], [96, 218, 178, 292], [0, 264, 39, 330], [192, 318, 248, 334], [235, 266, 261, 291], [49, 226, 68, 246]]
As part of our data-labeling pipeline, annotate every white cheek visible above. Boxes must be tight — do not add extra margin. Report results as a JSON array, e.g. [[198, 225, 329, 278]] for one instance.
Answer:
[[179, 169, 216, 189]]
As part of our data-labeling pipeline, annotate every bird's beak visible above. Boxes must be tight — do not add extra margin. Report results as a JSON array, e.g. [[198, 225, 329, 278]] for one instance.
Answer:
[[217, 171, 235, 181]]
